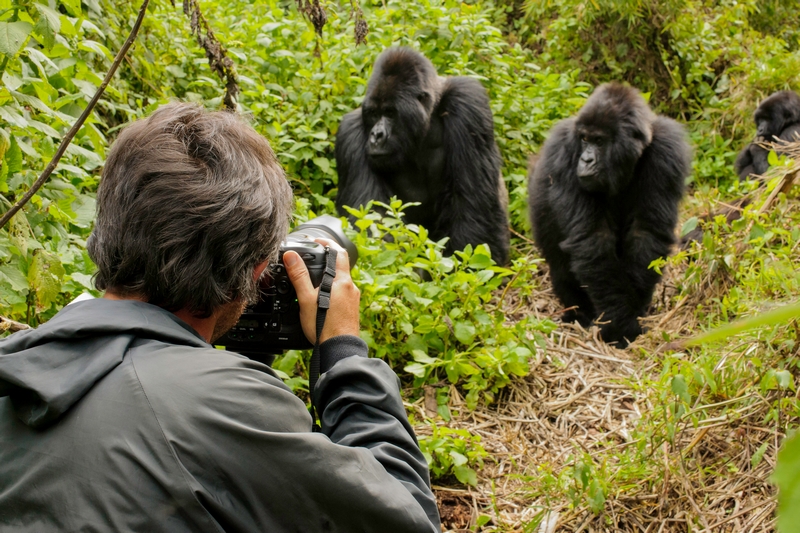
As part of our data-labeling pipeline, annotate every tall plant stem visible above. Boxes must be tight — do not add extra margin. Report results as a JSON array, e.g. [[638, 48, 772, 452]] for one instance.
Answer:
[[0, 0, 151, 230]]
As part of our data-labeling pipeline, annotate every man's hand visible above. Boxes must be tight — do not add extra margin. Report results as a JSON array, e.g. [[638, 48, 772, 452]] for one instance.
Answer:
[[284, 239, 361, 344]]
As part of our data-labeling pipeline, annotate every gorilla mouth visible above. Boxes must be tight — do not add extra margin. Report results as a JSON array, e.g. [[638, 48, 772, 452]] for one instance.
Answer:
[[577, 165, 597, 179], [577, 174, 605, 192]]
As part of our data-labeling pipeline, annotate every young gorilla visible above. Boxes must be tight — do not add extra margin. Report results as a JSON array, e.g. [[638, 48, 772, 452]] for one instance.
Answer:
[[528, 83, 690, 346], [335, 47, 510, 265], [735, 90, 800, 180]]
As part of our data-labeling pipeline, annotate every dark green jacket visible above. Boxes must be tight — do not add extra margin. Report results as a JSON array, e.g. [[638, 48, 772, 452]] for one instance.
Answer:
[[0, 299, 440, 532]]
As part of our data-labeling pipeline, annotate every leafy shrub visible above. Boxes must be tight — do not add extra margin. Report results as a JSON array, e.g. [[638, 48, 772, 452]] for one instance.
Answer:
[[419, 424, 488, 486], [345, 201, 555, 407]]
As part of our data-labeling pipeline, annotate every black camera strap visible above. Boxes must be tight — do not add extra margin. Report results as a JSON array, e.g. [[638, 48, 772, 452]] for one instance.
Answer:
[[309, 246, 337, 431]]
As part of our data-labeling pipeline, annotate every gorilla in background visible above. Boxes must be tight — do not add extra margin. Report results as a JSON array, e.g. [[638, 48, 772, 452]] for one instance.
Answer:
[[335, 47, 510, 265], [735, 90, 800, 180], [528, 83, 690, 346]]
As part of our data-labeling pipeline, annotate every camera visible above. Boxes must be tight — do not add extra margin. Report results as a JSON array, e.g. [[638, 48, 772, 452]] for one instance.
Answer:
[[219, 215, 357, 365]]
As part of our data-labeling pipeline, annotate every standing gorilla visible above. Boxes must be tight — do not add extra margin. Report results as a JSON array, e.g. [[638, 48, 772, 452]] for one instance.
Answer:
[[335, 47, 510, 265], [528, 83, 690, 346], [735, 90, 800, 180]]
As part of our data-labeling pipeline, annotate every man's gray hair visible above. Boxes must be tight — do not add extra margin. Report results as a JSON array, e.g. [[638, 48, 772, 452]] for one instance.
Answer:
[[88, 102, 293, 317]]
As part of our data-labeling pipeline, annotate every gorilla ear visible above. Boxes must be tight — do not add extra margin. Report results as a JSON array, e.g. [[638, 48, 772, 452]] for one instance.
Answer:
[[632, 126, 653, 147]]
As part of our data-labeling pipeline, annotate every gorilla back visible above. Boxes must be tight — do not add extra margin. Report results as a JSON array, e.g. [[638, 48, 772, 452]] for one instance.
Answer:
[[335, 47, 510, 265], [528, 83, 690, 346], [735, 90, 800, 180]]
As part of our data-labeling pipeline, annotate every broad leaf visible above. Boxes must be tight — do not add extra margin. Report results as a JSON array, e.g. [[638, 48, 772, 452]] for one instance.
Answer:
[[5, 135, 22, 175], [774, 433, 800, 533], [28, 250, 66, 311], [34, 3, 61, 49], [453, 465, 477, 486], [0, 22, 33, 58], [454, 320, 476, 345], [61, 0, 82, 16]]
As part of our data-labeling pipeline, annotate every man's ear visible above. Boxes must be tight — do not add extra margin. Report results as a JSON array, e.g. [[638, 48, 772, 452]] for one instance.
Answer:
[[254, 259, 270, 281]]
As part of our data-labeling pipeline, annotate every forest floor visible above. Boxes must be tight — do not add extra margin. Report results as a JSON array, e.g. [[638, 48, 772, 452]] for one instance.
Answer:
[[409, 169, 800, 532]]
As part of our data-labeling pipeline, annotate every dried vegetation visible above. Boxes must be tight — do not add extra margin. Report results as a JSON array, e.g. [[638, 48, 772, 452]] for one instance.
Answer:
[[415, 142, 800, 532]]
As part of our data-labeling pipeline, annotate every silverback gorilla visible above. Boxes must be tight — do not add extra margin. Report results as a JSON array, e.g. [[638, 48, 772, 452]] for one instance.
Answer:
[[528, 83, 690, 346], [335, 47, 510, 265], [735, 90, 800, 180]]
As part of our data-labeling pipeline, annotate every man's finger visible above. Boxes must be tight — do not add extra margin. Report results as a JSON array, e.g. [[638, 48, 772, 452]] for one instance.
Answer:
[[283, 251, 315, 304], [313, 238, 351, 279]]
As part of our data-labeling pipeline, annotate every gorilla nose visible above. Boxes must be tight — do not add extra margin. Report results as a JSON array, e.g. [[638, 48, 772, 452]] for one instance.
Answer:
[[370, 129, 386, 145]]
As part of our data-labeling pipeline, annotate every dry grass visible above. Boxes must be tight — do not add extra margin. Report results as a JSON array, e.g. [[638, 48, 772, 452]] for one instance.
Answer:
[[413, 144, 800, 532]]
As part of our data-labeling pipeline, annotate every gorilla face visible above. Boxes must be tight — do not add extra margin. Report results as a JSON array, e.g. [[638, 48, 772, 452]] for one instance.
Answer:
[[361, 48, 438, 171], [361, 90, 432, 170], [575, 127, 607, 191], [754, 90, 800, 139], [574, 84, 655, 195]]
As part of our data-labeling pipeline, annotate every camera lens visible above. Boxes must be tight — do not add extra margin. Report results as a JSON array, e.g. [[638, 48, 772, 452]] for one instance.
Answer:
[[291, 215, 358, 268]]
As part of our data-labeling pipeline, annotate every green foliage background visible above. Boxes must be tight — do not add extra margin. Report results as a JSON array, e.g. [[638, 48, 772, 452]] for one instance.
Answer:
[[2, 0, 800, 527]]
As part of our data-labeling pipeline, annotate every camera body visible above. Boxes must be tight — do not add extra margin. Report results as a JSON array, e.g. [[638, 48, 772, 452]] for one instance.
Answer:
[[219, 215, 357, 364]]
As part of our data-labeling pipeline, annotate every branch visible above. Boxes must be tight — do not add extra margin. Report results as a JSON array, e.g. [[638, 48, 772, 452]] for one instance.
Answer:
[[0, 0, 152, 230], [183, 0, 239, 109], [0, 315, 31, 333]]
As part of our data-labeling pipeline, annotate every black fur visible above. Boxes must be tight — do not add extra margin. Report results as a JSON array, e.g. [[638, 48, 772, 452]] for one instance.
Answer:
[[735, 90, 800, 180], [528, 83, 690, 346], [335, 47, 510, 265]]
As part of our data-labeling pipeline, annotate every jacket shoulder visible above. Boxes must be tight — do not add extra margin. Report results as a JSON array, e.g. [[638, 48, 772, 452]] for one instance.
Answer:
[[130, 343, 310, 432]]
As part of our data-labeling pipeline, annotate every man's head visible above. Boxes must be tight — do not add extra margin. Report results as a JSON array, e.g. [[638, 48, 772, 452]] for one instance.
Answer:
[[88, 102, 293, 319]]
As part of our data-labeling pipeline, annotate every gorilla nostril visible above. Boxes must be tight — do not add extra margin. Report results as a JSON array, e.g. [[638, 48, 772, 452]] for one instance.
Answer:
[[370, 130, 385, 146]]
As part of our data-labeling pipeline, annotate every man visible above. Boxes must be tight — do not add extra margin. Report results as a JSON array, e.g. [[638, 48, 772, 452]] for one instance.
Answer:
[[0, 103, 441, 532]]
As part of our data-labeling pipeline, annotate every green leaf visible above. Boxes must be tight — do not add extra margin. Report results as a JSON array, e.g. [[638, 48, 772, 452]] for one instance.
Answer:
[[71, 196, 96, 229], [34, 3, 61, 49], [0, 264, 29, 292], [751, 442, 769, 469], [312, 157, 330, 174], [686, 302, 800, 346], [404, 362, 427, 378], [165, 65, 186, 78], [775, 370, 793, 390], [27, 249, 66, 311], [0, 128, 9, 160], [671, 375, 690, 403], [468, 251, 493, 269], [61, 0, 82, 16], [680, 216, 698, 237], [774, 432, 800, 533], [768, 150, 779, 167], [5, 135, 22, 175], [449, 451, 468, 467], [453, 465, 477, 486], [0, 21, 33, 58], [588, 479, 606, 513], [411, 349, 437, 364], [372, 249, 400, 269], [70, 272, 95, 290], [454, 320, 476, 345]]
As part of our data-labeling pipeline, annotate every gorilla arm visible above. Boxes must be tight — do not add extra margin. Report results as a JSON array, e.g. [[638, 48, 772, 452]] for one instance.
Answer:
[[335, 109, 391, 217], [620, 117, 689, 314], [434, 77, 510, 265], [734, 141, 757, 180]]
